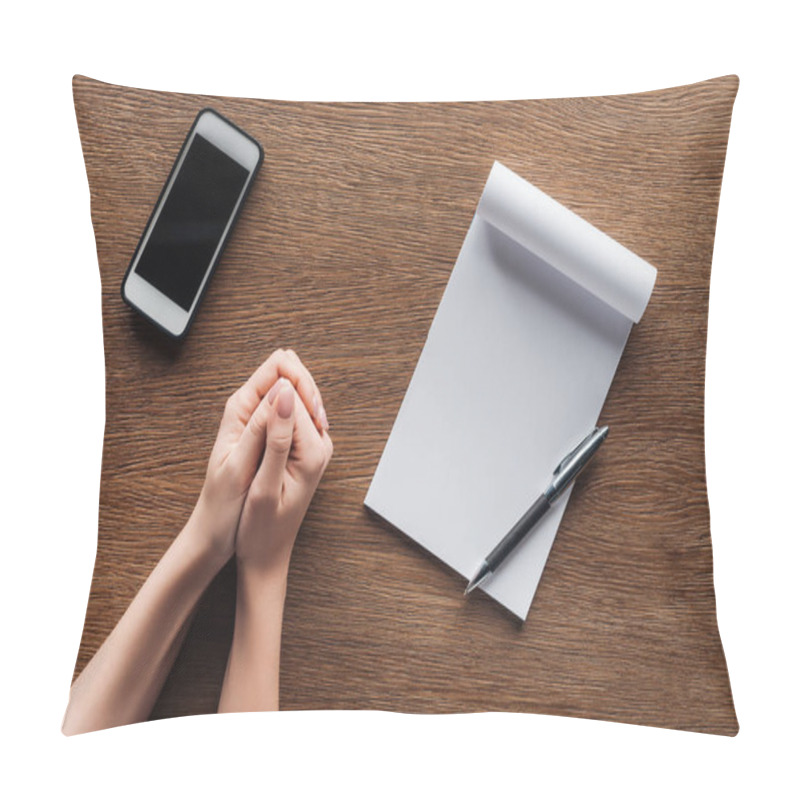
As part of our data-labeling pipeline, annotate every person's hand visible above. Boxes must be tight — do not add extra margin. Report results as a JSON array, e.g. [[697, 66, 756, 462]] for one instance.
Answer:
[[190, 349, 330, 563], [234, 375, 333, 578]]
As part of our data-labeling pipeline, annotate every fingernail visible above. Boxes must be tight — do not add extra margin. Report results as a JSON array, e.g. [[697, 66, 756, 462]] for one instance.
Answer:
[[277, 384, 294, 418], [267, 377, 288, 404], [318, 402, 329, 430]]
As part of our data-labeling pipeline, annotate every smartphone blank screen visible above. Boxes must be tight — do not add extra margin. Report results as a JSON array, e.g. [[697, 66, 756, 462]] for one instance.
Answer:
[[134, 133, 250, 311]]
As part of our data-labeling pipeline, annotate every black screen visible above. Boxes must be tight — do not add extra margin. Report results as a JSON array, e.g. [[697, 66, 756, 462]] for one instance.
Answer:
[[134, 133, 249, 311]]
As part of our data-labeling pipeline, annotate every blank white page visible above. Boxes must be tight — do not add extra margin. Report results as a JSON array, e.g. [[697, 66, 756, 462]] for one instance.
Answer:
[[365, 163, 656, 620]]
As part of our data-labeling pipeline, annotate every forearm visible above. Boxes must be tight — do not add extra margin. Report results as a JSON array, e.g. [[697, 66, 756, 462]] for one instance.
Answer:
[[63, 512, 229, 735], [217, 562, 289, 713]]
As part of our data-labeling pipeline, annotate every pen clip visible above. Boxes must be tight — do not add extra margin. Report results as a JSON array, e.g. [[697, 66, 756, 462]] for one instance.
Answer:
[[547, 425, 608, 502], [553, 427, 598, 477]]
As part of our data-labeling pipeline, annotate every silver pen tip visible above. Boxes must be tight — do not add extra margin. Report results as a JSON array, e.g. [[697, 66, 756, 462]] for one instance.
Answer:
[[464, 564, 491, 596]]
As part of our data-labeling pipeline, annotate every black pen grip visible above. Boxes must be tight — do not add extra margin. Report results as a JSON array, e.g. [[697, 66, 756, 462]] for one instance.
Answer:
[[486, 494, 551, 569]]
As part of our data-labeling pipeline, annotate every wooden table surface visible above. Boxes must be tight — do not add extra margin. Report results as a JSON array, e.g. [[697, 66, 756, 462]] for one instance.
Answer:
[[72, 74, 739, 734]]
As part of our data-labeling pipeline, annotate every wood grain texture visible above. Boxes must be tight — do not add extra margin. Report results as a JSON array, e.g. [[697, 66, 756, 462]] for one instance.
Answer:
[[71, 74, 739, 734]]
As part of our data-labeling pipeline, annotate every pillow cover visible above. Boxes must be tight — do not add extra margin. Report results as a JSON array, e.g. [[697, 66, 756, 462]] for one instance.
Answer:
[[71, 74, 739, 734]]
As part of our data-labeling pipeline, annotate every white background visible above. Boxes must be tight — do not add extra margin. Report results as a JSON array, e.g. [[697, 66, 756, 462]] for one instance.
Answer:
[[3, 1, 797, 796]]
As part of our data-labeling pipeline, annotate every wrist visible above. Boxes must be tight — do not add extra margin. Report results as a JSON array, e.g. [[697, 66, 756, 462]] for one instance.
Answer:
[[235, 561, 289, 627], [184, 492, 238, 570], [236, 555, 291, 589]]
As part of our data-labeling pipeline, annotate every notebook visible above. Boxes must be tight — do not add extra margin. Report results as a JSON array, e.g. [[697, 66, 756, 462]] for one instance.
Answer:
[[365, 162, 657, 619]]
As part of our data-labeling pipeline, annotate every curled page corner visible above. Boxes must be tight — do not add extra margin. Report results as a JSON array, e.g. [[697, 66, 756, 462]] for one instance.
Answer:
[[476, 161, 657, 323]]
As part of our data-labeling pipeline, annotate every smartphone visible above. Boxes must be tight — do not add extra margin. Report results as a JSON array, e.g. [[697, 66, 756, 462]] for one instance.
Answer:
[[121, 108, 263, 338]]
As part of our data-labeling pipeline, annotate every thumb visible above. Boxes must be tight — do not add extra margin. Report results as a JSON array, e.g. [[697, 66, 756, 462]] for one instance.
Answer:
[[253, 378, 295, 503]]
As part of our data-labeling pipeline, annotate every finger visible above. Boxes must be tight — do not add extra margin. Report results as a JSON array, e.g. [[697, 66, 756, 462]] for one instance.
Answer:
[[321, 429, 334, 465], [300, 397, 333, 466], [218, 385, 252, 434], [281, 349, 329, 433], [288, 386, 333, 480], [253, 378, 295, 503], [226, 388, 272, 487], [243, 349, 328, 432]]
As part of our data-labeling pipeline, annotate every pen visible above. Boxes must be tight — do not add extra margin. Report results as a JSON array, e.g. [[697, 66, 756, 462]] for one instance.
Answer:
[[465, 425, 609, 595]]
